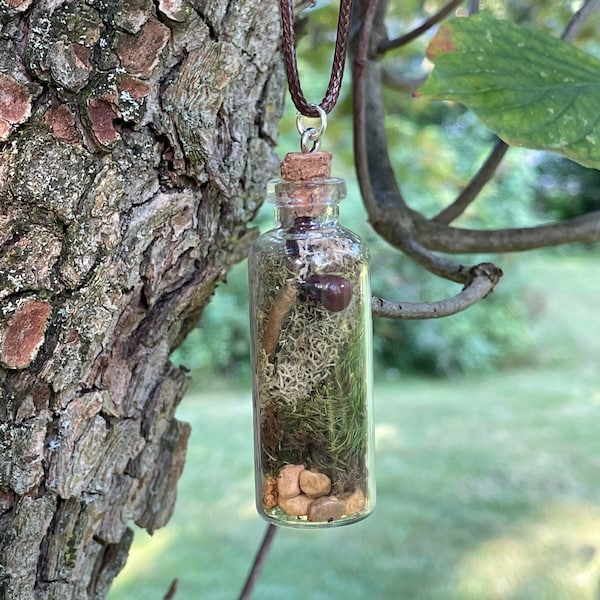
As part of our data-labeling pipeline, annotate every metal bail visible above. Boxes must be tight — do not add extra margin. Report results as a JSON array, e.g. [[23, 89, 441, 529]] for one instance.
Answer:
[[296, 104, 328, 154]]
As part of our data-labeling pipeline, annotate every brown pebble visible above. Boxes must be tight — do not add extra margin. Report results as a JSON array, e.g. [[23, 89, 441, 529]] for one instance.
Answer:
[[278, 494, 313, 517], [307, 495, 346, 523], [299, 470, 331, 499], [344, 488, 367, 515], [277, 464, 305, 499], [262, 476, 278, 510]]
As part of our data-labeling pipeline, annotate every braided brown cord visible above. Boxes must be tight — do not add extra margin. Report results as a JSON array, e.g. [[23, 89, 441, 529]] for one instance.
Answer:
[[280, 0, 353, 117]]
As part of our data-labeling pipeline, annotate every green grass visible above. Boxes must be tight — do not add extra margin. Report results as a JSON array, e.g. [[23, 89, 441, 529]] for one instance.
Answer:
[[108, 252, 600, 600]]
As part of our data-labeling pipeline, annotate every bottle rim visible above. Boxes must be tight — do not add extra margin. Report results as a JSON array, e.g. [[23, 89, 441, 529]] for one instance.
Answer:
[[267, 177, 347, 205]]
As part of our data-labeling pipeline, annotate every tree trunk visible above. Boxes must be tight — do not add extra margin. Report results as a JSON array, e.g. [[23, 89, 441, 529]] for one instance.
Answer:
[[0, 1, 284, 597]]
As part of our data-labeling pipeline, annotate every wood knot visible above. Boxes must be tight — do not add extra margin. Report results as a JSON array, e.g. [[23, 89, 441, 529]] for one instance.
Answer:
[[471, 262, 503, 285]]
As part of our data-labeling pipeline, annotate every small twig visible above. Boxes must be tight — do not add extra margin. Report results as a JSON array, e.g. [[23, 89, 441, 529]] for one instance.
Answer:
[[163, 579, 178, 600], [396, 235, 471, 284], [378, 0, 464, 54], [262, 279, 298, 359], [432, 139, 508, 224], [353, 0, 384, 215], [237, 525, 278, 600], [372, 263, 503, 319]]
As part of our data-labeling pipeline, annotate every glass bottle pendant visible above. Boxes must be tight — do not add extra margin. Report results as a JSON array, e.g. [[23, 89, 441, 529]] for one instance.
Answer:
[[248, 152, 375, 527]]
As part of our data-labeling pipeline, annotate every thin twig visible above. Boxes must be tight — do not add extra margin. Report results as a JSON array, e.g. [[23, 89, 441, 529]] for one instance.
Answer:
[[372, 263, 503, 319], [237, 525, 278, 600], [378, 0, 464, 54], [353, 0, 387, 219], [432, 139, 508, 224], [163, 579, 178, 600]]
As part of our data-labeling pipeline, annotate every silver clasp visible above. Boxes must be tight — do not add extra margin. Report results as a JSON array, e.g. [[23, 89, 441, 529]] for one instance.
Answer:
[[296, 104, 328, 153]]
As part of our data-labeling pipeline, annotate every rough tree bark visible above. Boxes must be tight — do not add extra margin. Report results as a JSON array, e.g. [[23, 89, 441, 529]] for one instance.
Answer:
[[0, 0, 285, 597]]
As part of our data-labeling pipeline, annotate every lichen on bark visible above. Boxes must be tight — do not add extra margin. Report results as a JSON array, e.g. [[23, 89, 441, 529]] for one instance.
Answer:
[[0, 0, 285, 597]]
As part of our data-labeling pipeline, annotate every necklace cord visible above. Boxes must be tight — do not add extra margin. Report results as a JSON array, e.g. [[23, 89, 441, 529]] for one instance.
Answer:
[[280, 0, 354, 118]]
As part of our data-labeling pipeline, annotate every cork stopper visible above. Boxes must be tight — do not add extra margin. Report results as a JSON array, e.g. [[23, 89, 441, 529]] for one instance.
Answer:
[[280, 152, 332, 182]]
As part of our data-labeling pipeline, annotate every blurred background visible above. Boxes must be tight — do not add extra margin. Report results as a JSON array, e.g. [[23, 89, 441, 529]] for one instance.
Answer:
[[109, 1, 600, 598]]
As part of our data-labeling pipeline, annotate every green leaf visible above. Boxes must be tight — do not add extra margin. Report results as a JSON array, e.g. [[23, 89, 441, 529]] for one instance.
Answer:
[[417, 13, 600, 169]]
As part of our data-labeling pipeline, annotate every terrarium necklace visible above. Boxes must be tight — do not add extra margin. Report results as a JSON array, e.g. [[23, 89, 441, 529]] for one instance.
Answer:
[[248, 0, 375, 528]]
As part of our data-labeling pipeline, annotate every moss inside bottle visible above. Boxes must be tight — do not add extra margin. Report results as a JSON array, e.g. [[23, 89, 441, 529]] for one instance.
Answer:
[[248, 152, 375, 528]]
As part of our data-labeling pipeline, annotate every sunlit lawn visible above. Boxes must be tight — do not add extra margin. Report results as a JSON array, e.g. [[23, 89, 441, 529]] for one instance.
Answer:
[[109, 252, 600, 599]]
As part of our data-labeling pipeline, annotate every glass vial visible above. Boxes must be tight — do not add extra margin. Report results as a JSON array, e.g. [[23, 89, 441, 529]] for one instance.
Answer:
[[248, 152, 375, 528]]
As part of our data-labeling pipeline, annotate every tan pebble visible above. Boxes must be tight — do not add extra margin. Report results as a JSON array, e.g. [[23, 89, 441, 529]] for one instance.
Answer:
[[307, 495, 346, 523], [299, 470, 331, 499], [262, 476, 278, 510], [278, 494, 313, 517], [277, 464, 305, 499], [344, 488, 367, 515]]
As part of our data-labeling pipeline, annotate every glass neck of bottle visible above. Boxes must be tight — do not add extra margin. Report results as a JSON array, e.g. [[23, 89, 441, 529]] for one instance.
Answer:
[[268, 177, 347, 231], [274, 203, 339, 230]]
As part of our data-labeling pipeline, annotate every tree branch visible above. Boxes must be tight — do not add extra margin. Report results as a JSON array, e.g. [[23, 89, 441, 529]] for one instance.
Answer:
[[353, 0, 600, 320], [353, 0, 504, 317], [353, 2, 476, 284], [354, 0, 600, 260], [378, 0, 465, 54], [414, 210, 600, 253], [372, 262, 502, 319]]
